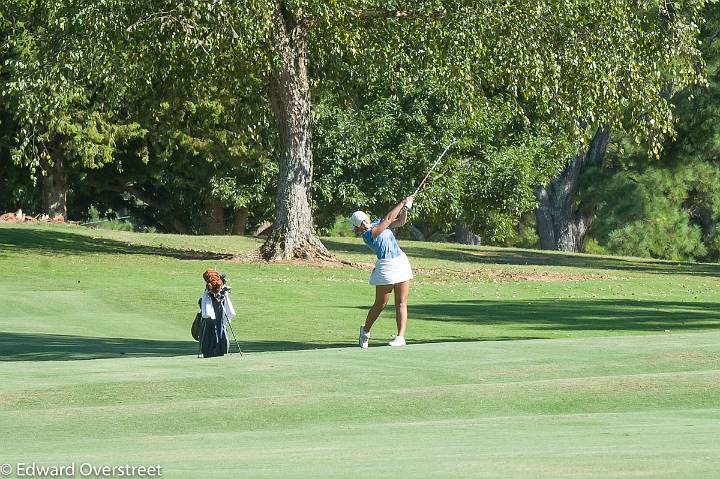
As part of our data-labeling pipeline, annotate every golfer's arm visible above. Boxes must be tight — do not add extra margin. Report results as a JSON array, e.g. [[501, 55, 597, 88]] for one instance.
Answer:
[[372, 201, 405, 239], [389, 207, 408, 228]]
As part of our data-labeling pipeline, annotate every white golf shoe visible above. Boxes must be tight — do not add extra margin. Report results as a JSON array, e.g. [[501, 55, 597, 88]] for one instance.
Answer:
[[388, 336, 406, 347], [359, 326, 369, 349]]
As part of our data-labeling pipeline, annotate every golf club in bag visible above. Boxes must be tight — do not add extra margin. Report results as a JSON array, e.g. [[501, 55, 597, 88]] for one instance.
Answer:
[[226, 316, 243, 356]]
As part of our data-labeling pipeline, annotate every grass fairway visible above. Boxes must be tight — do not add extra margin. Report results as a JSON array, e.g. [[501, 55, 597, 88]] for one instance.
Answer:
[[1, 223, 720, 478]]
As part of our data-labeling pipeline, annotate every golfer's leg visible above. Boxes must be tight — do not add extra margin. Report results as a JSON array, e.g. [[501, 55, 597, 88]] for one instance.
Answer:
[[394, 281, 410, 337], [364, 285, 393, 333]]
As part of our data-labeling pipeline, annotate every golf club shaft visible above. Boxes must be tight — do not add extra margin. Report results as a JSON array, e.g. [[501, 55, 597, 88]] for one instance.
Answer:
[[197, 318, 205, 358], [227, 321, 243, 356], [412, 140, 457, 197]]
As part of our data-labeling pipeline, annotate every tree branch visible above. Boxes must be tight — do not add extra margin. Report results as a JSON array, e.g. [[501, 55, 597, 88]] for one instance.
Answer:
[[707, 25, 720, 47], [126, 9, 178, 32]]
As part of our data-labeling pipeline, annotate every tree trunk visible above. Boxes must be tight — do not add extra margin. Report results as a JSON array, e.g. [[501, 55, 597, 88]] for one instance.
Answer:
[[535, 127, 610, 252], [259, 6, 332, 261], [404, 224, 426, 241], [207, 200, 225, 235], [232, 207, 249, 235], [453, 222, 482, 245], [40, 144, 67, 220]]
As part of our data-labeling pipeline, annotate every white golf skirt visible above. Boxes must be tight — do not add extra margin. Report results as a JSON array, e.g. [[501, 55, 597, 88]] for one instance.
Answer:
[[369, 253, 414, 285]]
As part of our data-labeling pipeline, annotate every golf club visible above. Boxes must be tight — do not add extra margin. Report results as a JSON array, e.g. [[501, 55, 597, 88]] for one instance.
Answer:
[[197, 317, 206, 358], [227, 320, 243, 356], [412, 140, 457, 197]]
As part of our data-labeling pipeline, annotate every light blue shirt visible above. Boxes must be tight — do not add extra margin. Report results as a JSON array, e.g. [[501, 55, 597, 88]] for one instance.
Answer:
[[363, 218, 404, 259]]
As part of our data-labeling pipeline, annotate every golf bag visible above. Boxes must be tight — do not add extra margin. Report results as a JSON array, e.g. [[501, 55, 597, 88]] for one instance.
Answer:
[[194, 271, 242, 357], [195, 295, 230, 358], [191, 313, 202, 341]]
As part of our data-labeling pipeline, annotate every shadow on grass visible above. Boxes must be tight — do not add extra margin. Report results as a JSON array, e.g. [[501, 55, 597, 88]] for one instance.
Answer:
[[5, 228, 718, 278], [7, 296, 712, 361], [0, 332, 357, 361], [321, 239, 720, 277], [0, 333, 199, 361], [0, 227, 232, 260], [410, 298, 720, 332], [0, 332, 546, 361], [238, 336, 542, 352]]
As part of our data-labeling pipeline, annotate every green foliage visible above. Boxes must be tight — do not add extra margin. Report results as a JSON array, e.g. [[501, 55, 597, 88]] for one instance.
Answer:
[[584, 6, 720, 262], [1, 1, 280, 229], [607, 210, 707, 262], [68, 1, 278, 232], [310, 0, 712, 242], [92, 219, 134, 231], [0, 90, 38, 213], [317, 215, 355, 237], [86, 204, 102, 222], [583, 237, 609, 256], [84, 205, 133, 231], [670, 6, 720, 165], [0, 159, 41, 213], [493, 212, 540, 249], [138, 94, 277, 232], [313, 0, 713, 154], [313, 84, 571, 240], [2, 0, 715, 240], [82, 204, 158, 232], [1, 0, 149, 196], [586, 161, 720, 261]]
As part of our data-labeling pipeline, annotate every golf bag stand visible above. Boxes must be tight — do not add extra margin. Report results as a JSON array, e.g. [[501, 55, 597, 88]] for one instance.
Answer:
[[225, 313, 243, 356], [197, 317, 206, 359]]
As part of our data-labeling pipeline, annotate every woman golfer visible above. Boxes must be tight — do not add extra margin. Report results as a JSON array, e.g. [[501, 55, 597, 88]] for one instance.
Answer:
[[352, 196, 415, 348]]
